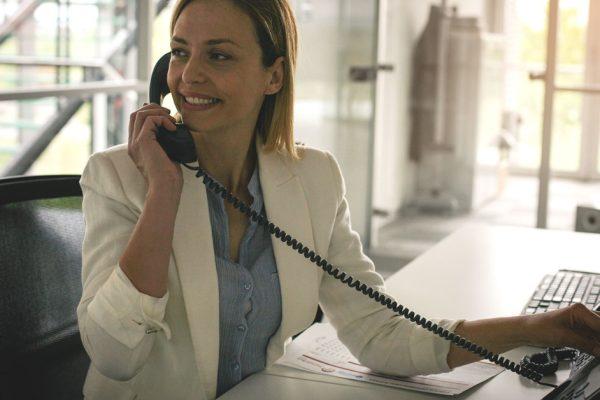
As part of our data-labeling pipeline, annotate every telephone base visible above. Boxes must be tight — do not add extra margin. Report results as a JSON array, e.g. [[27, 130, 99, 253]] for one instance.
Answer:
[[542, 352, 600, 399]]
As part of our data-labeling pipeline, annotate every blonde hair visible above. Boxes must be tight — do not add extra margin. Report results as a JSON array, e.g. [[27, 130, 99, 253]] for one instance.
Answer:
[[170, 0, 301, 160]]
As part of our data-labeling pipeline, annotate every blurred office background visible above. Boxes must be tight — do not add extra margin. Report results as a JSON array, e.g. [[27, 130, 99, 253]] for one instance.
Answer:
[[1, 0, 599, 276]]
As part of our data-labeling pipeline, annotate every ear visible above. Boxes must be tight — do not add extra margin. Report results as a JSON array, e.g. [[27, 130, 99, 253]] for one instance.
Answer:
[[264, 56, 285, 95]]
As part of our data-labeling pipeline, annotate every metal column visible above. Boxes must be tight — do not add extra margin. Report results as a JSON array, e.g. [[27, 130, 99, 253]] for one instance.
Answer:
[[136, 0, 153, 91], [536, 0, 559, 229]]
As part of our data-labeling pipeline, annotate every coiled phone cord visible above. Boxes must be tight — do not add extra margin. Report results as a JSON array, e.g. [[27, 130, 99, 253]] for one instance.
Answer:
[[182, 163, 557, 389]]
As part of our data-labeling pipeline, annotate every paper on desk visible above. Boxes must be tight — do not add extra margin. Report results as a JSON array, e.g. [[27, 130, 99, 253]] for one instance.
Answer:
[[274, 323, 504, 396]]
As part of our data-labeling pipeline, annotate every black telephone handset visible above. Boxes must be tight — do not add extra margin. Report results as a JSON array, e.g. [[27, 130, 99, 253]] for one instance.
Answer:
[[150, 52, 197, 164], [149, 52, 597, 397]]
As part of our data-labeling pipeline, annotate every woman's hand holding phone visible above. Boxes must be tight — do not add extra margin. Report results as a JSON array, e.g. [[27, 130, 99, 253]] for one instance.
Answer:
[[120, 103, 183, 298], [128, 103, 183, 195]]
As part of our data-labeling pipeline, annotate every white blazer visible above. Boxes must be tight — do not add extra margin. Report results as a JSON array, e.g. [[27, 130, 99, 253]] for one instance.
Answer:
[[77, 136, 461, 400]]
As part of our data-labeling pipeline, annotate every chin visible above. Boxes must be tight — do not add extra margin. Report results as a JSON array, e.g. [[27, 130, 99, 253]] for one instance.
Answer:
[[183, 120, 220, 133]]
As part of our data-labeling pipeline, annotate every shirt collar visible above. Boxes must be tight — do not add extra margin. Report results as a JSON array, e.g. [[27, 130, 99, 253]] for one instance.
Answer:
[[247, 164, 263, 214]]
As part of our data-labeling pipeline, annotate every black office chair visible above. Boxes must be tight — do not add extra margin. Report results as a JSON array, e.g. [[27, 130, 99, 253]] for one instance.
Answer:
[[0, 175, 90, 400]]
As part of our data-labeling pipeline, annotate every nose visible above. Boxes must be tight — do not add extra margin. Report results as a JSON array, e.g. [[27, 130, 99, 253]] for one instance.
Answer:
[[181, 56, 209, 85]]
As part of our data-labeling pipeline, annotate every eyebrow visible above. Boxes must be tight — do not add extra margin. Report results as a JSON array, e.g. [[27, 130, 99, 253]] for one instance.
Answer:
[[170, 36, 241, 48]]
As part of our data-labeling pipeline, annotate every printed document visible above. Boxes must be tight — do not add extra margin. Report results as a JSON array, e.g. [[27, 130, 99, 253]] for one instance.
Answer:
[[274, 323, 504, 396]]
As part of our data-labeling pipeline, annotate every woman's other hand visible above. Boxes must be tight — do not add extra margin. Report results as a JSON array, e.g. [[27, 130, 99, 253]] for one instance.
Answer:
[[524, 303, 600, 357], [128, 103, 183, 193]]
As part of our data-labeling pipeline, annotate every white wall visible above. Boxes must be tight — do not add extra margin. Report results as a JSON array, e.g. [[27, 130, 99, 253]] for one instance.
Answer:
[[372, 0, 486, 225]]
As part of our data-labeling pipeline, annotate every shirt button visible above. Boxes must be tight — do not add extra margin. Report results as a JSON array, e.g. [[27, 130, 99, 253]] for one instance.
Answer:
[[237, 324, 246, 332], [244, 283, 252, 290]]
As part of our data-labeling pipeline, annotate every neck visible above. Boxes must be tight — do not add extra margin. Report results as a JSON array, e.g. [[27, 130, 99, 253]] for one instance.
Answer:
[[191, 131, 257, 196]]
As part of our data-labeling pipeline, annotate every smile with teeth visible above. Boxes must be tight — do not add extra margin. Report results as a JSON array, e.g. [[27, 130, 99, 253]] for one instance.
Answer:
[[184, 97, 220, 104]]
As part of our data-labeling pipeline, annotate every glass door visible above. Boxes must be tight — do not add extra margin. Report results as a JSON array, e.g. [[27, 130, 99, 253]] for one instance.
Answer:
[[507, 0, 600, 180], [291, 0, 380, 247]]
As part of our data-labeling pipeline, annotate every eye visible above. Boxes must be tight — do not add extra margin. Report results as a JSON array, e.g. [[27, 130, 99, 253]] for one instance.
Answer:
[[210, 51, 230, 61], [170, 48, 187, 58]]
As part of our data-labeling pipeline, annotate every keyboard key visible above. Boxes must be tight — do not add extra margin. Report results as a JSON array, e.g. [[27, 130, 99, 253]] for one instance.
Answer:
[[559, 302, 570, 309], [564, 293, 575, 302], [542, 275, 554, 285], [555, 276, 572, 298], [588, 295, 598, 304], [533, 289, 546, 301], [525, 308, 536, 315], [581, 277, 591, 290], [528, 300, 540, 308]]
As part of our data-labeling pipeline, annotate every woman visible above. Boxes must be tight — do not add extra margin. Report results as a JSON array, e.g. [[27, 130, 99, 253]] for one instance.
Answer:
[[77, 0, 600, 399]]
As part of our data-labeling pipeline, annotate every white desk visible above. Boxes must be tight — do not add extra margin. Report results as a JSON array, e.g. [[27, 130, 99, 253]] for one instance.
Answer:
[[219, 225, 600, 399]]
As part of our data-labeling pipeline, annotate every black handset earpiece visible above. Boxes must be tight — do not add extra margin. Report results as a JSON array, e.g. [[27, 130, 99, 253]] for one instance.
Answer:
[[150, 52, 197, 164], [147, 52, 559, 390]]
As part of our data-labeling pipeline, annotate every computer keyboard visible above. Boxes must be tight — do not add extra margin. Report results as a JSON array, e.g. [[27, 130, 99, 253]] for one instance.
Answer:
[[522, 270, 600, 315]]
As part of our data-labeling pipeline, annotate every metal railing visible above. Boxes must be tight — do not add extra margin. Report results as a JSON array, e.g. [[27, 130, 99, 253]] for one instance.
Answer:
[[0, 80, 147, 102], [0, 0, 42, 46], [0, 0, 170, 177]]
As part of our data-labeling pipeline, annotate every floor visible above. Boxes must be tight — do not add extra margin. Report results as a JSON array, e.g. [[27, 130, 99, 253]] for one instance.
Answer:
[[366, 175, 600, 279]]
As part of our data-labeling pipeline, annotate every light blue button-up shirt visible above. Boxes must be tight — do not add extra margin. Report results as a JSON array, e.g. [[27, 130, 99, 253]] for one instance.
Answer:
[[205, 165, 282, 397]]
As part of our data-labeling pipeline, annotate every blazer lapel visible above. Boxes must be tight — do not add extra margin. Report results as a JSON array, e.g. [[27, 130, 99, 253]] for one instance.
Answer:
[[172, 163, 219, 400], [256, 139, 320, 351]]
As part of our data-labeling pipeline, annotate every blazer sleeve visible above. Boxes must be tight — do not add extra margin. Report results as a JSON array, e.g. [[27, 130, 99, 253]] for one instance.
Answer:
[[77, 152, 172, 381], [318, 151, 465, 376]]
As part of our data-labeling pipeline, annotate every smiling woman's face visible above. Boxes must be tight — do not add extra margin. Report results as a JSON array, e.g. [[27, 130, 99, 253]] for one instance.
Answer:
[[167, 0, 278, 136]]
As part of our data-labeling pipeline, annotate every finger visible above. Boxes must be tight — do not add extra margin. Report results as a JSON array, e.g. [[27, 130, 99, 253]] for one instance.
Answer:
[[133, 110, 176, 141], [139, 115, 177, 141], [128, 104, 152, 144], [134, 107, 175, 127], [130, 103, 172, 135], [141, 102, 172, 114], [563, 329, 600, 357], [575, 303, 600, 333]]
